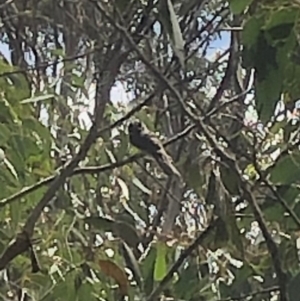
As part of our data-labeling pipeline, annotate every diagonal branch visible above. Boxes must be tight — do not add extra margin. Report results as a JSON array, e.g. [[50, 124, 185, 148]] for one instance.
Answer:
[[147, 217, 219, 301], [0, 124, 195, 209], [195, 121, 289, 301], [0, 123, 99, 270], [0, 40, 130, 270], [96, 7, 289, 300]]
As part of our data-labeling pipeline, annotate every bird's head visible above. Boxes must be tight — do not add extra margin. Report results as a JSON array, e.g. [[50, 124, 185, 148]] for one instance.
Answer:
[[128, 121, 143, 134]]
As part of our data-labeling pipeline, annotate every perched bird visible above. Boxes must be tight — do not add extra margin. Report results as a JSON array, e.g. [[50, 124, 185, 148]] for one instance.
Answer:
[[128, 121, 181, 178]]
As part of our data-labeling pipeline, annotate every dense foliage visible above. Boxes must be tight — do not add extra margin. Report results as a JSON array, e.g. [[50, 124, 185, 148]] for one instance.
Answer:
[[0, 0, 300, 300]]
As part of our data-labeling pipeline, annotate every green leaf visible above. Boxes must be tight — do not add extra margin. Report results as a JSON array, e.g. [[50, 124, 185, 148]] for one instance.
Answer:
[[214, 218, 229, 249], [288, 272, 300, 301], [20, 94, 55, 104], [85, 216, 141, 251], [159, 0, 185, 68], [105, 148, 117, 163], [229, 0, 254, 14], [0, 161, 20, 192], [23, 117, 53, 151], [50, 48, 65, 57], [3, 158, 18, 180], [264, 8, 297, 31], [0, 98, 19, 124], [166, 0, 185, 67], [52, 269, 77, 301], [227, 213, 244, 258], [174, 261, 199, 299], [116, 177, 130, 200], [115, 131, 129, 160], [270, 151, 300, 184], [141, 246, 156, 295], [269, 120, 287, 135], [256, 67, 282, 124], [220, 165, 240, 195], [132, 177, 151, 195], [76, 281, 95, 300], [7, 135, 42, 178], [114, 221, 141, 251], [85, 216, 115, 232], [0, 58, 14, 73], [242, 17, 265, 47], [71, 73, 85, 88], [122, 241, 143, 289], [260, 186, 300, 225], [0, 123, 11, 145], [9, 201, 21, 232], [154, 242, 167, 281], [219, 264, 255, 299], [185, 163, 204, 194]]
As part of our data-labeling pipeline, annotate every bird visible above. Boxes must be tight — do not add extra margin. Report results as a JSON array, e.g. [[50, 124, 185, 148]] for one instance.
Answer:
[[128, 121, 181, 178]]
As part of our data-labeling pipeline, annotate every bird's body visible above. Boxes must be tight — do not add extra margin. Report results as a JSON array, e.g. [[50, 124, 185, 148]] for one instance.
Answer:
[[128, 121, 181, 178], [128, 122, 161, 155]]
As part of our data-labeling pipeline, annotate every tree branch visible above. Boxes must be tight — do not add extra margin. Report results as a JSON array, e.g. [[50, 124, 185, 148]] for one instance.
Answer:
[[0, 123, 99, 270], [0, 123, 195, 208], [147, 217, 219, 301], [98, 8, 288, 300]]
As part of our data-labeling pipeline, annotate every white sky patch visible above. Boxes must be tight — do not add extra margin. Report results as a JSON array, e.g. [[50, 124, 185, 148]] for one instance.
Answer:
[[77, 81, 133, 129], [0, 38, 260, 126]]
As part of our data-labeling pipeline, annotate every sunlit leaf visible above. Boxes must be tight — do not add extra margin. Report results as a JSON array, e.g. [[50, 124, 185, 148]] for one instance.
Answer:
[[132, 177, 151, 195], [71, 73, 85, 88], [50, 48, 65, 57], [116, 177, 130, 200], [3, 158, 18, 180], [20, 94, 55, 104], [105, 148, 117, 163], [154, 241, 167, 281]]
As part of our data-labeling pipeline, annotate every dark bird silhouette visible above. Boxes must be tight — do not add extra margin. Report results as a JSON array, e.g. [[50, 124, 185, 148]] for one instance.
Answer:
[[128, 121, 181, 178]]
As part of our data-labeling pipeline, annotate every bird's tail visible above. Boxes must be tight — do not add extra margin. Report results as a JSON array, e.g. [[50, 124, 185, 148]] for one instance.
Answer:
[[153, 151, 182, 179]]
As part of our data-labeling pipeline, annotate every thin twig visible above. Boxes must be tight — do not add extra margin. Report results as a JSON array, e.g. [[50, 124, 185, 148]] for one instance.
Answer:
[[216, 285, 279, 301], [0, 122, 99, 270], [95, 6, 288, 300], [0, 124, 195, 208], [0, 49, 96, 78], [146, 217, 219, 301]]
